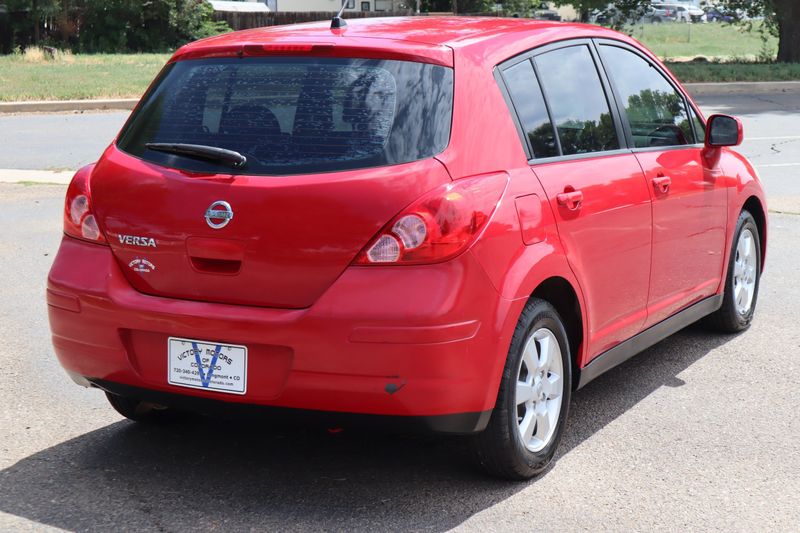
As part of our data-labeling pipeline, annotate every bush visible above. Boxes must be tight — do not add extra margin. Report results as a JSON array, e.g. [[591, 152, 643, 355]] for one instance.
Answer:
[[2, 0, 230, 54]]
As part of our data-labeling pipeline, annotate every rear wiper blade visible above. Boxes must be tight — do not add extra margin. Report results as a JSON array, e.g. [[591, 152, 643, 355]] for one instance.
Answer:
[[145, 143, 247, 168]]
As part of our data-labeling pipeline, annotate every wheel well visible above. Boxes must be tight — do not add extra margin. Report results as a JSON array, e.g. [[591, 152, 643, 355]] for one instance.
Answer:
[[742, 196, 766, 269], [532, 277, 583, 386]]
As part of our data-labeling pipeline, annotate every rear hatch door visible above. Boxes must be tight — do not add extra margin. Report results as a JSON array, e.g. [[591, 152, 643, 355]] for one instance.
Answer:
[[92, 53, 454, 308]]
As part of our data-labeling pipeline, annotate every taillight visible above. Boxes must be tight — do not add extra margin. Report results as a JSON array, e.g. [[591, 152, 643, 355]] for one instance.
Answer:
[[354, 173, 508, 265], [63, 164, 107, 245]]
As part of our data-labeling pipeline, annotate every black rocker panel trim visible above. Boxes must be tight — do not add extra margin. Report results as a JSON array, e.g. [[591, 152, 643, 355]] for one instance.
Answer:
[[577, 294, 724, 389]]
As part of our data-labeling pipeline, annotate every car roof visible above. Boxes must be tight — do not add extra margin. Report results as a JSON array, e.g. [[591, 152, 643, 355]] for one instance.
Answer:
[[173, 16, 637, 66]]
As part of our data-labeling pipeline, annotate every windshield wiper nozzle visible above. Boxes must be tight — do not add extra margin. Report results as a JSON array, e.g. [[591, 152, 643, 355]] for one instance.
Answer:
[[145, 143, 247, 168]]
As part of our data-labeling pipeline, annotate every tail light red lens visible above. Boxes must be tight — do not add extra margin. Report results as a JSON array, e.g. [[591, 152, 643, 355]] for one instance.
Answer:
[[355, 173, 508, 265], [63, 164, 107, 245]]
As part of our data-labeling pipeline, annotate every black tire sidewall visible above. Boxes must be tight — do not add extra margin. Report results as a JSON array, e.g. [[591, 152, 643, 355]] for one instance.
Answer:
[[723, 212, 761, 329], [503, 301, 572, 474]]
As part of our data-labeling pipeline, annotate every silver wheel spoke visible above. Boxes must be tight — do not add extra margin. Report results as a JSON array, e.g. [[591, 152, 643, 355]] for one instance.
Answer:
[[536, 335, 550, 370], [534, 404, 551, 441], [521, 343, 537, 375], [542, 374, 562, 399], [742, 233, 752, 259], [516, 382, 534, 405], [734, 260, 744, 279], [520, 410, 535, 443]]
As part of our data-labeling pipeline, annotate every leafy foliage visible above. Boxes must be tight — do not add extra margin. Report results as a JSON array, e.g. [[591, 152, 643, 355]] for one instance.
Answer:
[[717, 0, 800, 62], [1, 0, 230, 53], [551, 0, 651, 27]]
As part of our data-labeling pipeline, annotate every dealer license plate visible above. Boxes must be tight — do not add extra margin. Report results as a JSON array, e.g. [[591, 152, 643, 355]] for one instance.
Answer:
[[168, 337, 247, 395]]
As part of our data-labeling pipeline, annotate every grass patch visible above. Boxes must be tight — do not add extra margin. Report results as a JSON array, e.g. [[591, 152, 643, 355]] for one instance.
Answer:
[[0, 27, 797, 102], [629, 21, 777, 61], [14, 180, 66, 186], [666, 61, 800, 82], [0, 51, 170, 101]]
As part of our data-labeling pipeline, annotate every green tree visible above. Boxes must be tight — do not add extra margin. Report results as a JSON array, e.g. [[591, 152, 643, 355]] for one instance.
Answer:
[[550, 0, 606, 22], [551, 0, 651, 25], [419, 0, 491, 13], [719, 0, 800, 62], [5, 0, 60, 44]]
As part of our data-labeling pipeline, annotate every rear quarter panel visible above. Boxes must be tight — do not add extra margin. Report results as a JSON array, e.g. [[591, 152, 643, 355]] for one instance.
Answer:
[[437, 44, 590, 369]]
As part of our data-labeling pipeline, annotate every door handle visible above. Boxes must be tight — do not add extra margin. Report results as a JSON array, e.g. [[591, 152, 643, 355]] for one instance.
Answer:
[[556, 190, 583, 211], [652, 176, 671, 194]]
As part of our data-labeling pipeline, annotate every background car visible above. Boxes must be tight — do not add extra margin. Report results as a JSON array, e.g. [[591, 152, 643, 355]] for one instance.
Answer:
[[533, 2, 561, 21], [705, 7, 735, 23], [644, 4, 679, 23]]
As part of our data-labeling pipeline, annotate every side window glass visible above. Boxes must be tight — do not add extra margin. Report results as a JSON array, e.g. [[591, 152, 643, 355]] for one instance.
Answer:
[[600, 45, 693, 148], [534, 45, 620, 155], [502, 59, 558, 158], [690, 105, 706, 143]]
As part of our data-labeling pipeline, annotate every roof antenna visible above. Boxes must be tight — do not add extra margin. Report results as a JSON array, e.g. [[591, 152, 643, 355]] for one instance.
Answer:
[[331, 0, 348, 29]]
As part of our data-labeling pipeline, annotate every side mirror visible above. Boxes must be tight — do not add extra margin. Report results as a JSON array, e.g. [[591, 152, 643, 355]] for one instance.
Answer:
[[706, 114, 743, 147]]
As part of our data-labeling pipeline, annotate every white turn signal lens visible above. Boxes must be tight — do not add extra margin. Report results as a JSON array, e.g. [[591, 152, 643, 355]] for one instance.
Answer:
[[70, 195, 89, 225], [81, 214, 101, 241], [392, 214, 427, 250], [366, 234, 401, 263]]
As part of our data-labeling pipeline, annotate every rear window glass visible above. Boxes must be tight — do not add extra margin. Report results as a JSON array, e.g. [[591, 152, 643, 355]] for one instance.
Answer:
[[117, 57, 453, 175]]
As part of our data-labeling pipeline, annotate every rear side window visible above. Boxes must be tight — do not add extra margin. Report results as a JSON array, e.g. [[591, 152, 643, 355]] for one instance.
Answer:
[[502, 60, 558, 158], [117, 57, 453, 175], [599, 45, 694, 148], [534, 45, 620, 156]]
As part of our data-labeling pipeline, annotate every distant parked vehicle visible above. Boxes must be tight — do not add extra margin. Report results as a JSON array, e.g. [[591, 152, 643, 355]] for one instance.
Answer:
[[590, 7, 620, 25], [644, 4, 678, 23], [705, 7, 735, 23], [533, 2, 561, 21], [652, 3, 706, 23]]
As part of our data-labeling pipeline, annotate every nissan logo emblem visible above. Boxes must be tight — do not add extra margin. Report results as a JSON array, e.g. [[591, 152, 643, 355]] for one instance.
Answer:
[[205, 200, 233, 229]]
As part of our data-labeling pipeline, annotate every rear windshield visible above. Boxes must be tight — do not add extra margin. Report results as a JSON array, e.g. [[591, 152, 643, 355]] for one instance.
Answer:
[[117, 57, 454, 175]]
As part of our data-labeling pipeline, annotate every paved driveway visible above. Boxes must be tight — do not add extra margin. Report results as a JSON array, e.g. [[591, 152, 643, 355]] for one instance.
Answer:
[[0, 92, 798, 531]]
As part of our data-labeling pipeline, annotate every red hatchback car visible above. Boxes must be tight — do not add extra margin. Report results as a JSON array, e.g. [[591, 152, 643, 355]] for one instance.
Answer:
[[47, 17, 766, 479]]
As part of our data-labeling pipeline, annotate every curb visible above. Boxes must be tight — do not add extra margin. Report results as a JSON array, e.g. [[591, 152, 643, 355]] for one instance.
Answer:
[[0, 169, 73, 184], [1, 81, 799, 113], [684, 81, 800, 96], [0, 99, 138, 114]]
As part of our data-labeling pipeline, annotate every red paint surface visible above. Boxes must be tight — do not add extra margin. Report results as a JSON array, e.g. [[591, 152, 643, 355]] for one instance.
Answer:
[[48, 17, 766, 419]]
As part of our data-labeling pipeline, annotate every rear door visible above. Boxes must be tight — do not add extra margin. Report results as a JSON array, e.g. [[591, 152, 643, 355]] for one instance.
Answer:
[[597, 42, 728, 326], [499, 41, 653, 360]]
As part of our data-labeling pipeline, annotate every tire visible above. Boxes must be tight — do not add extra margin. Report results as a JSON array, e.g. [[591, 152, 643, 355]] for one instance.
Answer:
[[705, 210, 761, 333], [105, 392, 171, 423], [471, 298, 572, 480]]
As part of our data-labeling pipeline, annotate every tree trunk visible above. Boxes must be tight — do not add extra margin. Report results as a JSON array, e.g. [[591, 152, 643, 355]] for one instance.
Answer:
[[775, 0, 800, 62], [32, 0, 40, 44]]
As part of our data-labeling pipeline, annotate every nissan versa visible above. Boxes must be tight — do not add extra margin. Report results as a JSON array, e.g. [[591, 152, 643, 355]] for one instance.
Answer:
[[47, 17, 766, 479]]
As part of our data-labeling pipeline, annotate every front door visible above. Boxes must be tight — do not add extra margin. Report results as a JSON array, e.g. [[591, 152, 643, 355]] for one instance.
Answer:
[[597, 42, 728, 326]]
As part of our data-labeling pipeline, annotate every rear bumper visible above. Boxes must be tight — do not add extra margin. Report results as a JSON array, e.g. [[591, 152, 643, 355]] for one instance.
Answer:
[[47, 236, 520, 433]]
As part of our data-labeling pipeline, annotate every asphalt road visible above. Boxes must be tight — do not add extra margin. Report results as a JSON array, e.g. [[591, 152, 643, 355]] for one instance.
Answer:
[[1, 92, 799, 531], [0, 92, 798, 205]]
